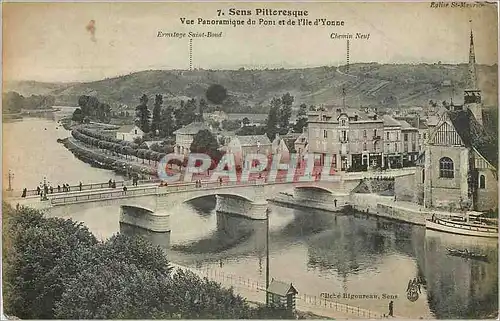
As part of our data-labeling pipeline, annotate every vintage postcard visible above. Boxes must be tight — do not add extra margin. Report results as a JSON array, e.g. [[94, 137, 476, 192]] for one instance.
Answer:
[[1, 1, 498, 319]]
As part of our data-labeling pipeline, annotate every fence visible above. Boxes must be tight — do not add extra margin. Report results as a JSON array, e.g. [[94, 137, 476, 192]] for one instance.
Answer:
[[21, 178, 161, 197], [171, 264, 383, 319], [50, 186, 158, 205]]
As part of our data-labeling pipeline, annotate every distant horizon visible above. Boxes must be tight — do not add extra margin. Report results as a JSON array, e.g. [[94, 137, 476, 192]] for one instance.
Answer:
[[6, 61, 499, 85]]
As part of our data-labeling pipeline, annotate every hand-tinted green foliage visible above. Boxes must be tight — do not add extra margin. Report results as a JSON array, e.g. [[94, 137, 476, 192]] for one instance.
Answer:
[[3, 204, 297, 319], [3, 204, 98, 319], [54, 261, 174, 319], [96, 233, 172, 278]]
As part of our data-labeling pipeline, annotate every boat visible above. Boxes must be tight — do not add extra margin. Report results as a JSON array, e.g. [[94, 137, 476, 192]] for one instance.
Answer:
[[426, 216, 498, 239], [446, 248, 488, 261]]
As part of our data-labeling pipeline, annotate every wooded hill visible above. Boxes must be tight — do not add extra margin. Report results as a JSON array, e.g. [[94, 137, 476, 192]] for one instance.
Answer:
[[4, 63, 498, 112]]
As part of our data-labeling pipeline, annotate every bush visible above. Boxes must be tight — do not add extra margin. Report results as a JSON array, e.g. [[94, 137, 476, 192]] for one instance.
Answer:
[[3, 204, 299, 319]]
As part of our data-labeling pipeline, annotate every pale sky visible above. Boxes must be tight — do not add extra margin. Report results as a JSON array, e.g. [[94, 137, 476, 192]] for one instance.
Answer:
[[2, 1, 498, 82]]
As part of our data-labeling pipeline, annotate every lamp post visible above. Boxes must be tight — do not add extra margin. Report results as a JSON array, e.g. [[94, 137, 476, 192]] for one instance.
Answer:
[[7, 170, 14, 191]]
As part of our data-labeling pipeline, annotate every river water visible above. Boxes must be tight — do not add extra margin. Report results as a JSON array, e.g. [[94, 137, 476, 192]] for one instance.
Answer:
[[3, 115, 498, 319]]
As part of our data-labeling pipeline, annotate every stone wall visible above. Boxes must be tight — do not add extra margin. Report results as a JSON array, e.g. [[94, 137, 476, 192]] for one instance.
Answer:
[[476, 168, 498, 211], [119, 205, 170, 232], [394, 174, 416, 202]]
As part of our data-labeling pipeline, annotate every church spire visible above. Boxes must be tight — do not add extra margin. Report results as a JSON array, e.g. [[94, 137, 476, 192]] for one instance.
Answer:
[[467, 21, 478, 89], [464, 20, 483, 126]]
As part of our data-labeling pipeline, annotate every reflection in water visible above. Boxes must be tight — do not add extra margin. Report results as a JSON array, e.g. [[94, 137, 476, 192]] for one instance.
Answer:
[[120, 223, 171, 250], [424, 230, 498, 319]]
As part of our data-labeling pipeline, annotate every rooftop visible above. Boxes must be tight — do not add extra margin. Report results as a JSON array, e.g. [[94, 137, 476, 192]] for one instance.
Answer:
[[117, 124, 140, 133], [173, 122, 211, 135], [382, 115, 401, 127], [267, 279, 298, 296], [447, 109, 497, 168], [234, 135, 271, 146]]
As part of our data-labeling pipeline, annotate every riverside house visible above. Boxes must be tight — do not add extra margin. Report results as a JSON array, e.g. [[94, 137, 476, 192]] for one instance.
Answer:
[[116, 125, 144, 142]]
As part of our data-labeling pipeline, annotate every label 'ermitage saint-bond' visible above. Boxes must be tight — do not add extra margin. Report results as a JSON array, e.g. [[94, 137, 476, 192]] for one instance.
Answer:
[[2, 1, 498, 320]]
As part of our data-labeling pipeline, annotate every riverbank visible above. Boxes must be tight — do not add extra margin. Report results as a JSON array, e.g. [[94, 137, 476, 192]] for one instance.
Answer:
[[169, 262, 385, 319], [62, 137, 157, 178]]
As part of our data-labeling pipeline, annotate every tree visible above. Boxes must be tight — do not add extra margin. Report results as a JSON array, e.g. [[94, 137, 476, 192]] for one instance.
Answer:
[[205, 84, 227, 104], [135, 94, 151, 133], [72, 108, 84, 123], [174, 99, 197, 128], [279, 93, 294, 131], [293, 103, 308, 133], [54, 261, 173, 319], [198, 98, 207, 119], [221, 119, 241, 131], [160, 105, 175, 137], [190, 129, 221, 162], [266, 98, 280, 141], [151, 94, 163, 135], [3, 205, 98, 319]]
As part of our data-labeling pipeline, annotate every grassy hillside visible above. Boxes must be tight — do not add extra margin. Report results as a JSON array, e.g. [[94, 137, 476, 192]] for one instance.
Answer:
[[5, 63, 498, 111]]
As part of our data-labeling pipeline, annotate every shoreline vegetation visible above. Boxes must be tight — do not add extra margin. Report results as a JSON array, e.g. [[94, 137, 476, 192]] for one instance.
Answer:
[[1, 203, 317, 319]]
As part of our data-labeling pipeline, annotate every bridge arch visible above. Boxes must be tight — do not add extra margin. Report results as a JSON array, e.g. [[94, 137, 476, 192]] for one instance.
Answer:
[[182, 192, 254, 204], [294, 185, 334, 194]]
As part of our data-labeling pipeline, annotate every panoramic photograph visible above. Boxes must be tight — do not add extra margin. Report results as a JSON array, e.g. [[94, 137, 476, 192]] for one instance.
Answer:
[[2, 1, 498, 319]]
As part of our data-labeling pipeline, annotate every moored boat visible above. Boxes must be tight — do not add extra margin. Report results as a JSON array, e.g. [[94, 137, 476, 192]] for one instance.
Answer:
[[426, 217, 498, 238], [446, 248, 488, 260]]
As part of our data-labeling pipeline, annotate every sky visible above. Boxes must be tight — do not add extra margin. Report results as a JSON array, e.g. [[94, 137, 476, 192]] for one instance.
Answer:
[[2, 1, 499, 83]]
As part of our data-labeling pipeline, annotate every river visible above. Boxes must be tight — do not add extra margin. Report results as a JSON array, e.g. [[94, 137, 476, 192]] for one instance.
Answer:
[[3, 116, 498, 319]]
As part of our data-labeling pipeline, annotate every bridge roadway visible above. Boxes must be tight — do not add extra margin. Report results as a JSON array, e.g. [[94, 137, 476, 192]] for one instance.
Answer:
[[10, 168, 415, 230]]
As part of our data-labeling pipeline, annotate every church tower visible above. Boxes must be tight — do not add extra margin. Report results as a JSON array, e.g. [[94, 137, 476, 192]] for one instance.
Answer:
[[464, 24, 483, 125]]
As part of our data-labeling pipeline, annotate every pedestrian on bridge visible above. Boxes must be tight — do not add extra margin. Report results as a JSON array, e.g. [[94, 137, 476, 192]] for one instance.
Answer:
[[21, 188, 27, 198], [108, 179, 112, 188], [57, 185, 61, 193], [334, 199, 338, 207], [36, 186, 41, 195], [123, 185, 127, 195], [388, 300, 394, 317], [79, 182, 83, 191], [50, 186, 53, 194]]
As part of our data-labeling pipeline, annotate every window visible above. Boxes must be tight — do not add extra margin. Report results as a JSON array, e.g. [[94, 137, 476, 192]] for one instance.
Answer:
[[342, 130, 347, 141], [374, 141, 378, 152], [404, 133, 408, 141], [439, 157, 454, 178], [479, 175, 485, 189], [363, 130, 367, 137], [341, 119, 346, 126], [363, 142, 367, 150], [412, 142, 416, 151], [395, 143, 398, 152], [324, 130, 328, 138], [422, 169, 425, 183], [374, 129, 378, 137], [396, 133, 399, 141], [386, 132, 390, 140]]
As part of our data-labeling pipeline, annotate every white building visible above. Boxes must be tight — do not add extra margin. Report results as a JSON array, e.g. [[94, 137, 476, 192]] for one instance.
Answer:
[[173, 122, 211, 155], [116, 125, 144, 142], [226, 135, 271, 169]]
